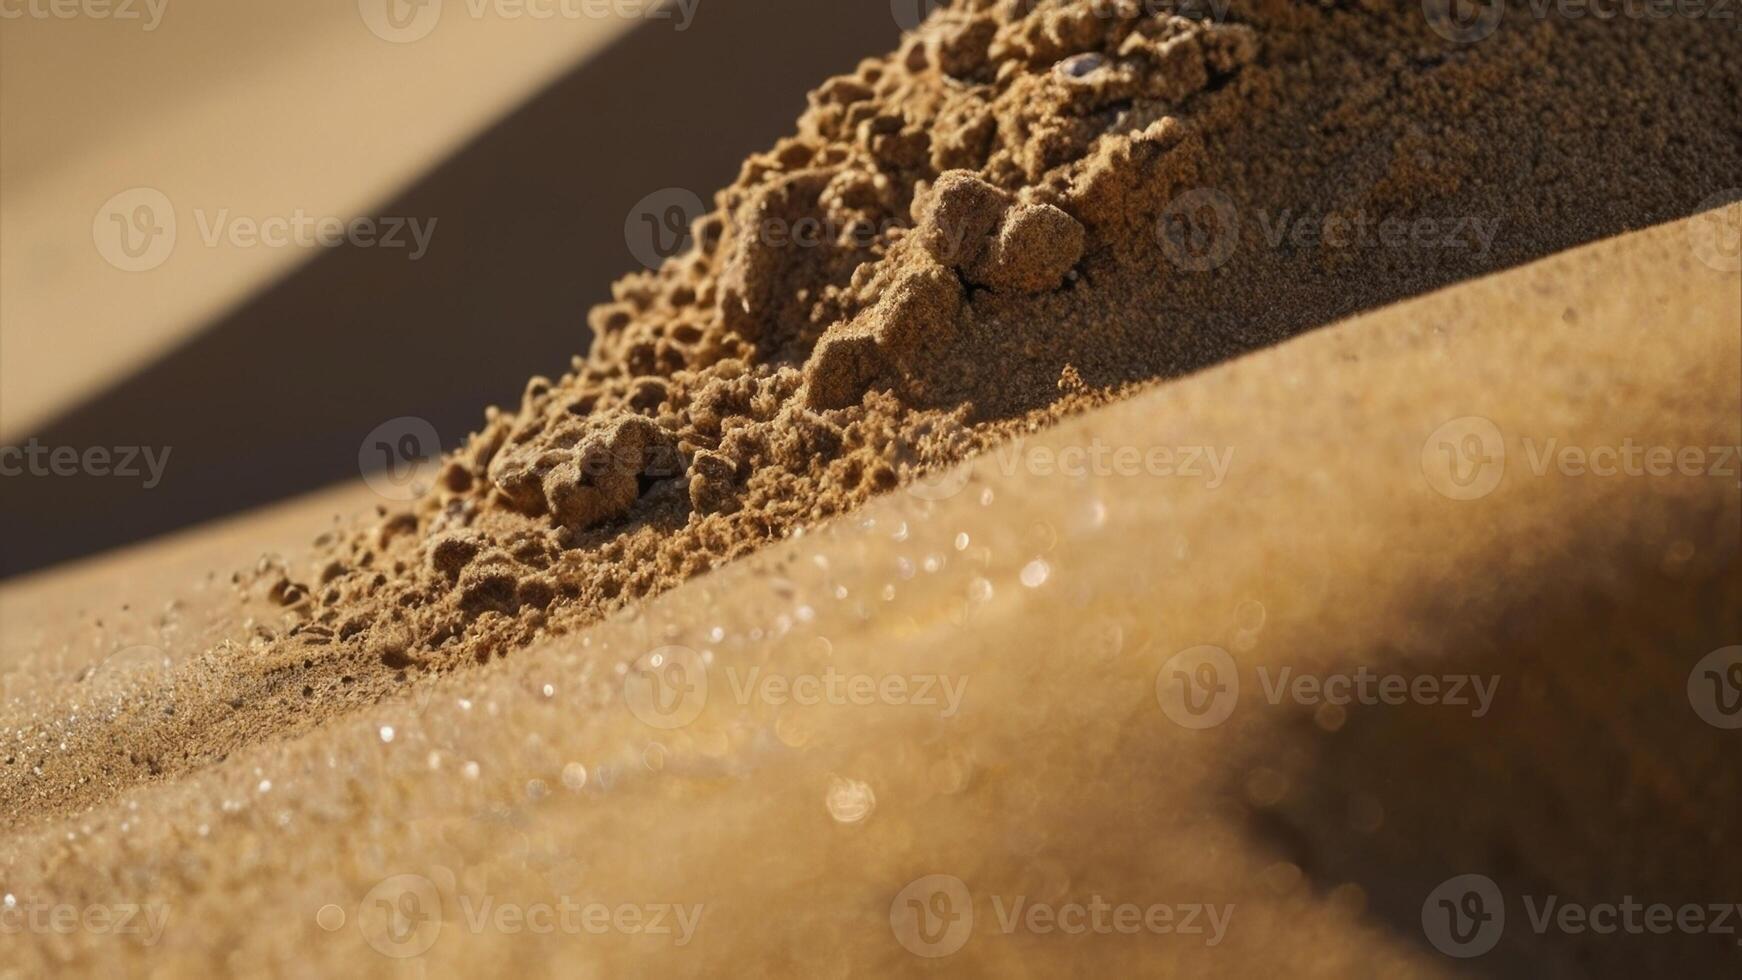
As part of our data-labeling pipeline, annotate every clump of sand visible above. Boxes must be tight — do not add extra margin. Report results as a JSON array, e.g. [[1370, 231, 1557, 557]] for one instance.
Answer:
[[5, 0, 1737, 822]]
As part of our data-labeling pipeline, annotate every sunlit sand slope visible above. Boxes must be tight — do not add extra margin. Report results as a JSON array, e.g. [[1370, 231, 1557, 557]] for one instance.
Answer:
[[1, 210, 1738, 977]]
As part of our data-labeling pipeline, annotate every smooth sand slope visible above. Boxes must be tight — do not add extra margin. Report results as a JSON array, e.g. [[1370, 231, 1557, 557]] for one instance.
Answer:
[[1, 212, 1736, 976]]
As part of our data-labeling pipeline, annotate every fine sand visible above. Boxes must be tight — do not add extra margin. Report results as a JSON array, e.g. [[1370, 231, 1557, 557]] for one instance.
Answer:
[[6, 0, 1735, 826], [2, 0, 1740, 975], [0, 215, 1736, 976]]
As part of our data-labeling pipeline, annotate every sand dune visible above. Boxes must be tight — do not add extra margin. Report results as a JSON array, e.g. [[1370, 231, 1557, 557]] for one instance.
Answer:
[[1, 214, 1735, 975]]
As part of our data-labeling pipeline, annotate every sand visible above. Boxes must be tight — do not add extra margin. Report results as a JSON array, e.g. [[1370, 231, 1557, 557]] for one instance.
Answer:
[[9, 0, 1734, 827], [1, 0, 1740, 973], [0, 215, 1736, 976]]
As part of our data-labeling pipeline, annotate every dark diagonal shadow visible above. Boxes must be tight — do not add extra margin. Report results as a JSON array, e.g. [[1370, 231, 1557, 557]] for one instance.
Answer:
[[0, 0, 902, 580]]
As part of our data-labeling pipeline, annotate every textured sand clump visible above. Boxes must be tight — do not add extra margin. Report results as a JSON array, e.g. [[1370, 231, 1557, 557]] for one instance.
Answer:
[[4, 0, 1738, 821]]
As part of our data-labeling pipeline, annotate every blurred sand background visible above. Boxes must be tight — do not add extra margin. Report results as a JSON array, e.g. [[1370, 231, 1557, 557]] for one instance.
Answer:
[[1, 0, 903, 576]]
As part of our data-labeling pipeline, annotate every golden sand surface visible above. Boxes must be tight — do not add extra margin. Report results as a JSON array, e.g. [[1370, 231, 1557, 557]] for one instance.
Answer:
[[1, 211, 1737, 976], [0, 1, 636, 439]]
